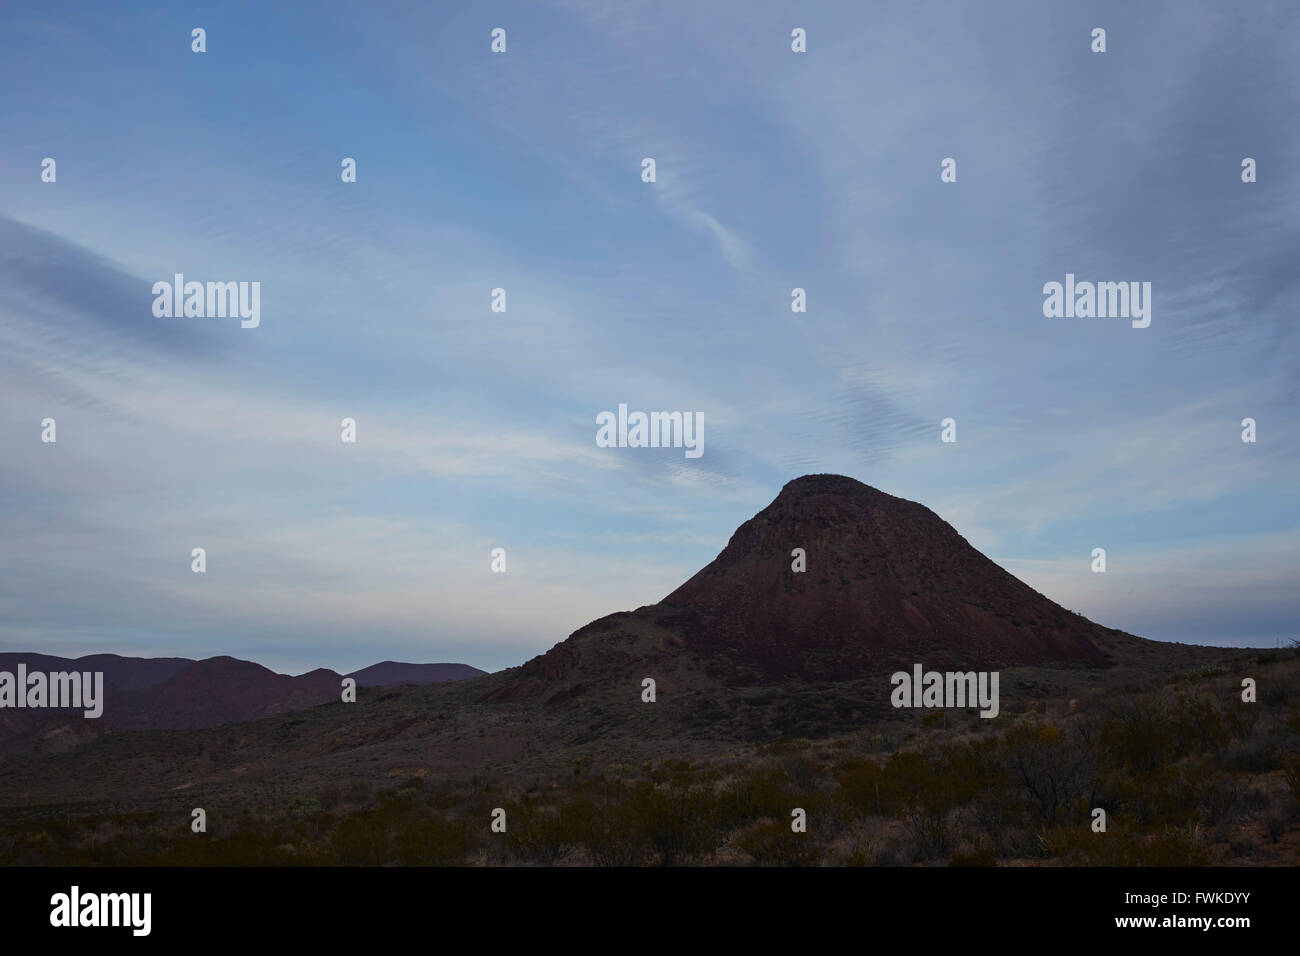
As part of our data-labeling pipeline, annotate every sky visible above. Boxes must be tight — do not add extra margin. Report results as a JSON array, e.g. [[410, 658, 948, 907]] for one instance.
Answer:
[[0, 0, 1297, 674]]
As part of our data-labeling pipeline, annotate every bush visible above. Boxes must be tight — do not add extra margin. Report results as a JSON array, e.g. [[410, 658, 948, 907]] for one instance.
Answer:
[[623, 780, 717, 866], [1284, 756, 1300, 806], [1039, 820, 1211, 866], [330, 810, 390, 865], [999, 723, 1095, 827], [949, 845, 996, 867], [733, 819, 819, 866], [391, 815, 474, 865]]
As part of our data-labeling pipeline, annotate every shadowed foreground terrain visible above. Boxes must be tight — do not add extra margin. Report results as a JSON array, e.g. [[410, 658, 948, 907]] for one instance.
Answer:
[[1, 642, 1295, 866], [2, 477, 1296, 865]]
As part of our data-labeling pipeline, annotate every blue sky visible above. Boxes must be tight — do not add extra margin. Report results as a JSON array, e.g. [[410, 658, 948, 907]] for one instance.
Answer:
[[1, 0, 1297, 673]]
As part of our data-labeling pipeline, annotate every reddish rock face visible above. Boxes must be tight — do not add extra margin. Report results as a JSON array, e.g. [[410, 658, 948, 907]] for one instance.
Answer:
[[659, 474, 1107, 679]]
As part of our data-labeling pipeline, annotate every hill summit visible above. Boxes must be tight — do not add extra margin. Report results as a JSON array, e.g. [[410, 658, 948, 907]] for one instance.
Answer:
[[506, 475, 1111, 693], [659, 474, 1106, 677]]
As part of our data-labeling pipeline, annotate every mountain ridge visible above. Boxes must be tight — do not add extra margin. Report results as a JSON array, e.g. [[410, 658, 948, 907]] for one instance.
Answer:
[[0, 652, 487, 750]]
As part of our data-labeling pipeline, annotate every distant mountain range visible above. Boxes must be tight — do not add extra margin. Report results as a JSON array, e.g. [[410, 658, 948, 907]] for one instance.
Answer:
[[0, 653, 486, 751]]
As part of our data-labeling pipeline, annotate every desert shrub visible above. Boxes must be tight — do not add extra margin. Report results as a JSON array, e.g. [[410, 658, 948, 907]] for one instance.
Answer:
[[883, 752, 963, 857], [286, 797, 325, 821], [581, 797, 644, 866], [506, 801, 579, 864], [1220, 698, 1259, 742], [1225, 737, 1279, 773], [948, 845, 996, 867], [1136, 827, 1214, 865], [161, 827, 297, 866], [1175, 696, 1232, 754], [345, 779, 376, 805], [1264, 813, 1286, 843], [834, 824, 878, 866], [1178, 664, 1229, 682], [837, 746, 997, 859], [1103, 761, 1200, 828], [330, 810, 391, 865], [623, 780, 717, 865], [1195, 772, 1240, 826], [391, 814, 474, 865], [647, 759, 697, 787], [835, 758, 895, 816], [1100, 704, 1182, 773], [999, 723, 1096, 827], [1229, 836, 1258, 858], [776, 751, 824, 793], [715, 764, 805, 829], [1284, 756, 1300, 806], [1039, 820, 1210, 866], [376, 784, 421, 813], [732, 819, 819, 866]]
